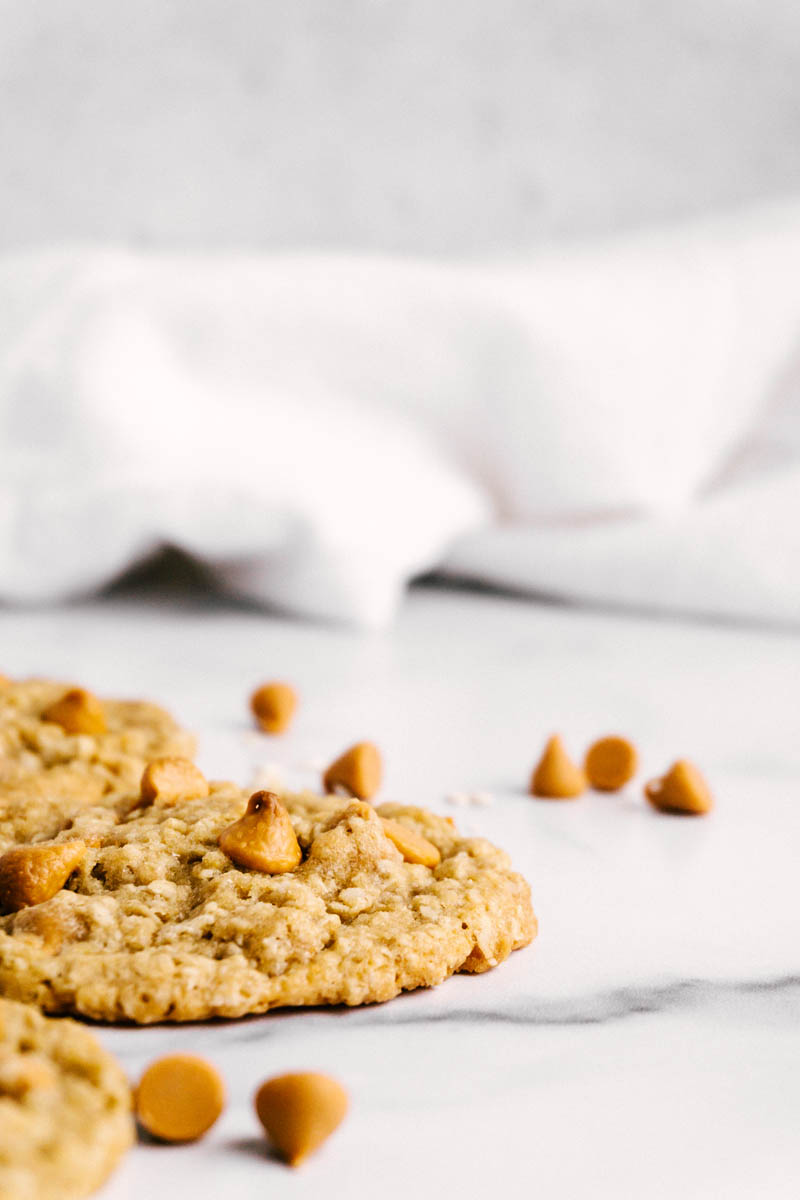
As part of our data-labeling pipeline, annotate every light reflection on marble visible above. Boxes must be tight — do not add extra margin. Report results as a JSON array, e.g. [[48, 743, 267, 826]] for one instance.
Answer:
[[2, 589, 798, 1198]]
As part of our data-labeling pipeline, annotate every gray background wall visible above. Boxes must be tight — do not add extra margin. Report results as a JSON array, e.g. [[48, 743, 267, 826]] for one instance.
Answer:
[[2, 0, 800, 255]]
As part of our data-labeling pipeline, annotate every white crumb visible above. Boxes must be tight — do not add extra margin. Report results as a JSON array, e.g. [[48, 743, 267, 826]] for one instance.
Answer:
[[296, 758, 328, 774], [469, 791, 494, 807], [445, 792, 469, 807], [249, 763, 287, 791]]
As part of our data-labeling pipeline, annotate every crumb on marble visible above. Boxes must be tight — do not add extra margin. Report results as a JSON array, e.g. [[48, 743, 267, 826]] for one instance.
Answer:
[[445, 792, 469, 806], [249, 763, 287, 792]]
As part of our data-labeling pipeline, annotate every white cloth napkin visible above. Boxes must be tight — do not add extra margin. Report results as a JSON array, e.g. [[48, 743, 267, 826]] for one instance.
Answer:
[[2, 203, 800, 626]]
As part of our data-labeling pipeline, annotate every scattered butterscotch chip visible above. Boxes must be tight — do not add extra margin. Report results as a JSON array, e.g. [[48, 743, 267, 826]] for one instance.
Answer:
[[645, 759, 713, 815], [323, 742, 382, 800], [41, 688, 107, 736], [530, 734, 587, 799], [139, 757, 209, 807], [380, 817, 441, 867], [585, 735, 638, 792], [0, 840, 87, 915], [136, 1054, 225, 1142], [251, 682, 298, 734], [254, 1072, 348, 1166], [219, 790, 302, 873]]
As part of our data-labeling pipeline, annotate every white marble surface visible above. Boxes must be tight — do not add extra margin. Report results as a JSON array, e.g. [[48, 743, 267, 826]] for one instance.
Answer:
[[2, 587, 798, 1197]]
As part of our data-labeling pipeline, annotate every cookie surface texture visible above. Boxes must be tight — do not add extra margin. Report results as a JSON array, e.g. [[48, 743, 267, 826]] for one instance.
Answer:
[[0, 787, 536, 1023]]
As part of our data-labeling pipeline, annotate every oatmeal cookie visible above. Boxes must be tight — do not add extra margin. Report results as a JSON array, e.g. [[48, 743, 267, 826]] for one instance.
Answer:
[[0, 679, 195, 850], [0, 786, 536, 1023], [0, 997, 133, 1199]]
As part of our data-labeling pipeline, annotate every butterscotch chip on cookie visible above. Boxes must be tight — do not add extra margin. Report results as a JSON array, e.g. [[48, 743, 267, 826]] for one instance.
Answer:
[[0, 839, 88, 914], [379, 816, 441, 866], [0, 679, 195, 851], [41, 688, 107, 737], [0, 785, 535, 1023], [139, 758, 209, 808], [0, 997, 133, 1200], [219, 790, 302, 872]]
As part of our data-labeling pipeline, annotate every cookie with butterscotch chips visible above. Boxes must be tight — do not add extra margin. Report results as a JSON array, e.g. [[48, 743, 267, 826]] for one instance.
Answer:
[[0, 678, 195, 851], [0, 784, 535, 1023]]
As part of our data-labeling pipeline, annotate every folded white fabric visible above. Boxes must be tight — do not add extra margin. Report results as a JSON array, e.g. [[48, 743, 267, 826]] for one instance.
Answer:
[[0, 250, 489, 626], [2, 202, 799, 626]]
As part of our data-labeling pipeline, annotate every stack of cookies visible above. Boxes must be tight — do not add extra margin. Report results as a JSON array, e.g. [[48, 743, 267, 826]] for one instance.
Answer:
[[0, 676, 536, 1196]]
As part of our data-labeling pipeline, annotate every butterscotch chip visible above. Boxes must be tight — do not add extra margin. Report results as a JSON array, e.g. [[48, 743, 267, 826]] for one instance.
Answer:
[[323, 741, 382, 800], [585, 736, 638, 791], [139, 757, 209, 806], [645, 760, 713, 815], [136, 1054, 225, 1142], [0, 997, 133, 1198], [41, 688, 108, 737], [10, 903, 88, 953], [251, 682, 298, 734], [0, 840, 87, 915], [380, 817, 441, 867], [219, 790, 302, 873], [530, 734, 587, 799], [255, 1072, 348, 1166]]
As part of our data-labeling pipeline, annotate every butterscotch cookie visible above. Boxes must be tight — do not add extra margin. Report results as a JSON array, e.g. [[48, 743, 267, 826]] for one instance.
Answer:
[[0, 679, 195, 851], [0, 785, 535, 1023], [0, 997, 133, 1200]]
